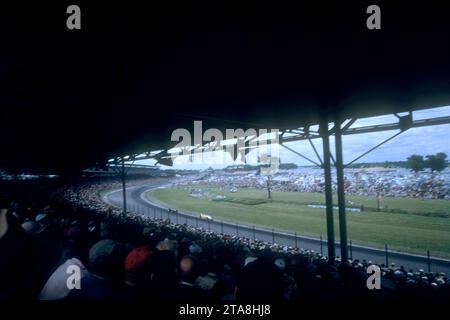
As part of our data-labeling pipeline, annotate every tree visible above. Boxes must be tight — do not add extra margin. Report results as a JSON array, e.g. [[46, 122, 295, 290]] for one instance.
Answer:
[[406, 155, 425, 172], [279, 162, 298, 170], [426, 152, 448, 172], [258, 155, 278, 200], [266, 175, 272, 199]]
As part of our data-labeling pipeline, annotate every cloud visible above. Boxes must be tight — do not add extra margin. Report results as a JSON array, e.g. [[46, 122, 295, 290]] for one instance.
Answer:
[[140, 106, 450, 169]]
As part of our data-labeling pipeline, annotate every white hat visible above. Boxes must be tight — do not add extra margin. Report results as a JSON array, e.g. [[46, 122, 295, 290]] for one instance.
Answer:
[[274, 258, 286, 271], [244, 257, 258, 266]]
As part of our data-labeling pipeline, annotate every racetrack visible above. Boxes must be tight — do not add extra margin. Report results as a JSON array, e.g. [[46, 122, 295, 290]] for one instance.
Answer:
[[103, 180, 450, 274]]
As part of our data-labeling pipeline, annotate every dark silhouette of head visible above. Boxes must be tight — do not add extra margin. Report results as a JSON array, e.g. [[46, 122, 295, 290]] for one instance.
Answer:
[[236, 258, 284, 301]]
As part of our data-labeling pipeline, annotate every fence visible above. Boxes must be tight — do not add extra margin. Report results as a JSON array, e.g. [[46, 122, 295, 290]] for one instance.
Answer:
[[123, 201, 449, 274]]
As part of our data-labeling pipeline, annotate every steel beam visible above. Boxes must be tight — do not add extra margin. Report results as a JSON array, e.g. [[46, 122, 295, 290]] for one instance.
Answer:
[[108, 113, 450, 165], [308, 138, 323, 166], [335, 120, 348, 263], [121, 158, 127, 214], [280, 143, 321, 167], [345, 130, 404, 167], [320, 120, 335, 262]]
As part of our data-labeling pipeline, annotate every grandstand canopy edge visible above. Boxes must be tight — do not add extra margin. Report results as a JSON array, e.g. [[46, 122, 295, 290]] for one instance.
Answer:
[[1, 1, 450, 173]]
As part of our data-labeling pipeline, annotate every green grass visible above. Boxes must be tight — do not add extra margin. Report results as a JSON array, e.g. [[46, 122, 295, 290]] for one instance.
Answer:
[[147, 186, 450, 258]]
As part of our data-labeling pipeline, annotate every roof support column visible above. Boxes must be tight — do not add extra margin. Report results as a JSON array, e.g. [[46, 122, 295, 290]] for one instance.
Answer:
[[335, 119, 348, 263], [121, 157, 127, 214], [320, 120, 335, 262]]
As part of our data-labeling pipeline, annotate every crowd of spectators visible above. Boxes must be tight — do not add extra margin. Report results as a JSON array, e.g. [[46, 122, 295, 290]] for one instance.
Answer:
[[1, 178, 449, 300], [182, 167, 450, 199]]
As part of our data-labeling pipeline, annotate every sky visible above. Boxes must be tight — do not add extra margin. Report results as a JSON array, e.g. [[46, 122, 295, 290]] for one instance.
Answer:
[[134, 106, 450, 170]]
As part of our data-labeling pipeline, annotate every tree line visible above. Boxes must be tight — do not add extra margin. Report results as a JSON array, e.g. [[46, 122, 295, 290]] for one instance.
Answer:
[[406, 153, 448, 173]]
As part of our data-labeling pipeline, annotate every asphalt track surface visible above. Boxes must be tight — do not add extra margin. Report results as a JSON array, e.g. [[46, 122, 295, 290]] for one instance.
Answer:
[[103, 179, 450, 275]]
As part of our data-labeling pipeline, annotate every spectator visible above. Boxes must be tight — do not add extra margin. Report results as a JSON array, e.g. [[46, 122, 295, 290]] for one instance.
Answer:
[[39, 257, 108, 300], [89, 239, 131, 286], [1, 198, 63, 299], [124, 245, 155, 290], [1, 177, 449, 301], [235, 258, 284, 301]]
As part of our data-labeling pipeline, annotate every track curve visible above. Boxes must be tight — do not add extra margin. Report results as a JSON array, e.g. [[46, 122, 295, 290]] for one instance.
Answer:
[[103, 180, 450, 274]]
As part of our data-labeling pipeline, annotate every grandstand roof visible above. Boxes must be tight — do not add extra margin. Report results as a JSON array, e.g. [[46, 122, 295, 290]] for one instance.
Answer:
[[1, 1, 450, 173]]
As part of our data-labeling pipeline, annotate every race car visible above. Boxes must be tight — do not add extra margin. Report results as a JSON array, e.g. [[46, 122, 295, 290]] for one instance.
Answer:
[[199, 213, 213, 221]]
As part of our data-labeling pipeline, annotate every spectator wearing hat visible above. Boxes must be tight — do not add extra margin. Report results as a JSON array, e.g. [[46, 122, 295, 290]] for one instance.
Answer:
[[274, 258, 299, 300], [235, 258, 284, 301], [0, 199, 62, 299], [39, 257, 107, 300], [89, 239, 131, 287], [156, 238, 178, 256], [124, 245, 155, 290]]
